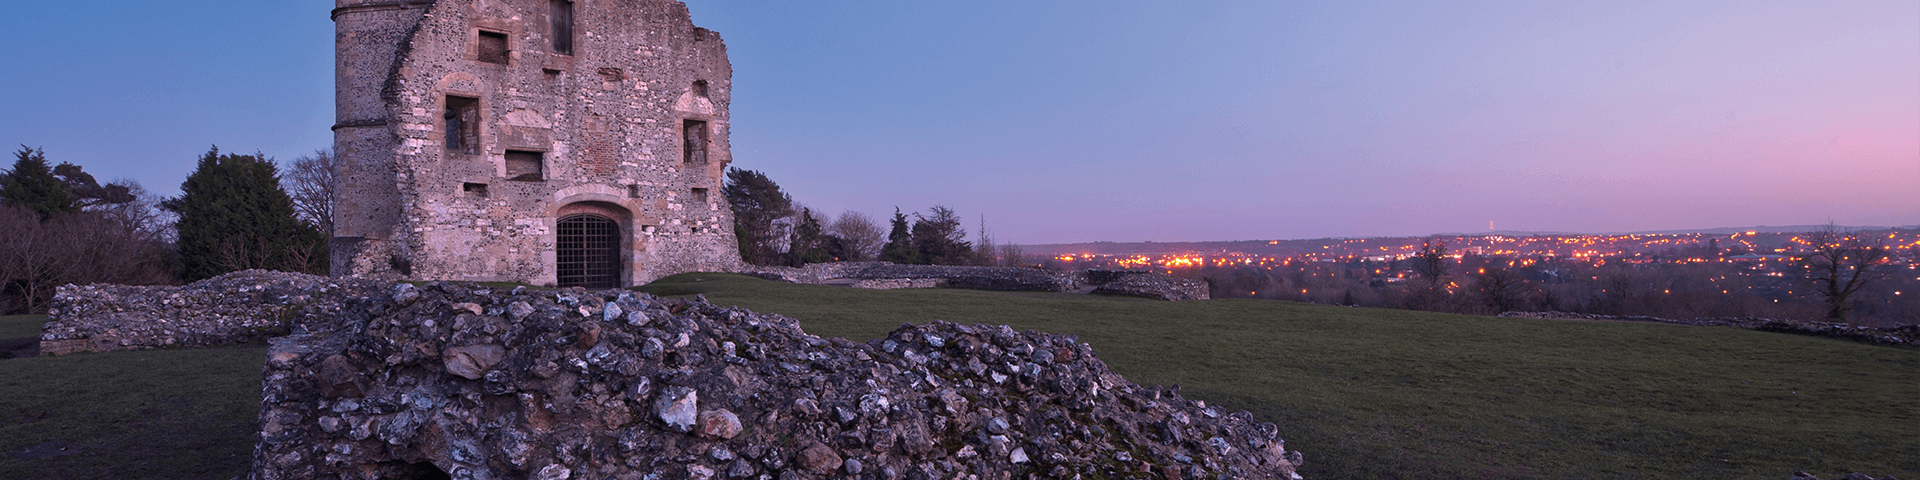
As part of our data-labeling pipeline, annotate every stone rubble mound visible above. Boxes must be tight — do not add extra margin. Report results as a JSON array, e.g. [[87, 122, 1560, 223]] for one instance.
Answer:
[[250, 281, 1301, 479], [1498, 311, 1919, 347], [40, 270, 389, 355]]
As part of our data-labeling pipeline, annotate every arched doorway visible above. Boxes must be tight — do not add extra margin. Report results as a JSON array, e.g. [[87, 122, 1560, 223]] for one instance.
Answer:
[[557, 214, 621, 288]]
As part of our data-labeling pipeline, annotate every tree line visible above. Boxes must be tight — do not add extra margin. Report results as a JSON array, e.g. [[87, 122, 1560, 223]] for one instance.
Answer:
[[724, 168, 1024, 268], [1, 145, 336, 314]]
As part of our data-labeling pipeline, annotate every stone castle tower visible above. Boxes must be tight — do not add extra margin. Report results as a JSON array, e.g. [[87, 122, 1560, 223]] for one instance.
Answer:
[[331, 0, 741, 287]]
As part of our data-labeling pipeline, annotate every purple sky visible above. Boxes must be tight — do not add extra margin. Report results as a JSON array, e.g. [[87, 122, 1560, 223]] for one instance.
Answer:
[[2, 1, 1914, 244]]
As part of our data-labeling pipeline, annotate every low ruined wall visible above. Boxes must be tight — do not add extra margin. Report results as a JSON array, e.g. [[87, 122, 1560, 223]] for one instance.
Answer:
[[1498, 311, 1919, 347], [850, 278, 946, 290], [249, 282, 1300, 479], [745, 263, 1210, 301], [1090, 271, 1211, 302], [40, 270, 389, 355]]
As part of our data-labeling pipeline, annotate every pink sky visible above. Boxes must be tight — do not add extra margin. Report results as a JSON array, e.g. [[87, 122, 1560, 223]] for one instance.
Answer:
[[1, 1, 1914, 243]]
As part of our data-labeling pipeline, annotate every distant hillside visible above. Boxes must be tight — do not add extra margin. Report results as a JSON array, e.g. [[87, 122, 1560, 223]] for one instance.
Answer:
[[1443, 224, 1920, 236], [1020, 224, 1919, 257]]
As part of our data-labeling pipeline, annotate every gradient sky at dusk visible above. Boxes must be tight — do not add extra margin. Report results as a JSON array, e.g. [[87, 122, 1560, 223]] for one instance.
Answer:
[[2, 1, 1914, 244]]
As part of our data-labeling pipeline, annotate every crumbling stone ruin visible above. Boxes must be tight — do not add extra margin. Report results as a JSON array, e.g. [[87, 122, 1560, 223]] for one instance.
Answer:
[[331, 0, 741, 288], [39, 270, 390, 356], [249, 282, 1302, 479], [744, 262, 1212, 301]]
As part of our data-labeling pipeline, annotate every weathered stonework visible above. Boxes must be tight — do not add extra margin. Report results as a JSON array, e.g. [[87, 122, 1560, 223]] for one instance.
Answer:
[[332, 0, 741, 288], [247, 282, 1304, 479], [38, 270, 389, 356], [850, 278, 947, 290]]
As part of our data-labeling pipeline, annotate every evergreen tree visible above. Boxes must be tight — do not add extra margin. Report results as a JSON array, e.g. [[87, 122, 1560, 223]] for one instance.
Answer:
[[881, 207, 919, 264], [785, 208, 832, 266], [175, 147, 319, 281], [53, 162, 136, 208], [912, 205, 971, 265], [723, 168, 794, 266], [0, 146, 78, 220]]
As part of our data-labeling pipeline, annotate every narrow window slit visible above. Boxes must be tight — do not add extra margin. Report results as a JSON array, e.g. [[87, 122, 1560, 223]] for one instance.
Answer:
[[444, 96, 480, 154], [550, 1, 574, 55], [682, 120, 708, 164]]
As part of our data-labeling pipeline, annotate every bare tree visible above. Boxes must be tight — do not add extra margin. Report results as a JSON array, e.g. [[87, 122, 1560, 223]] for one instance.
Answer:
[[998, 243, 1027, 267], [1470, 266, 1534, 313], [285, 149, 337, 235], [827, 210, 883, 261], [1414, 237, 1451, 285], [92, 181, 172, 244], [973, 214, 998, 266], [0, 204, 174, 314], [1800, 223, 1891, 322]]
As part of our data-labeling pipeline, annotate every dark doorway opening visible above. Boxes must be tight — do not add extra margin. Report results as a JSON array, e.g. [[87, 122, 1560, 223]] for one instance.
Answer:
[[558, 214, 620, 288]]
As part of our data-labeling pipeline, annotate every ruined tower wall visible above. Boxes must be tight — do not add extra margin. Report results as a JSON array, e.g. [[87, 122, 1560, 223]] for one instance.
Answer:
[[331, 0, 742, 287]]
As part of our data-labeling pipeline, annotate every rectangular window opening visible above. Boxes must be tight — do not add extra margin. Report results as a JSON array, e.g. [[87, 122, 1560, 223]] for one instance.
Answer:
[[462, 182, 490, 197], [445, 95, 481, 154], [690, 188, 708, 204], [682, 120, 708, 164], [477, 30, 510, 64], [505, 150, 544, 181], [550, 1, 574, 55], [627, 185, 641, 198]]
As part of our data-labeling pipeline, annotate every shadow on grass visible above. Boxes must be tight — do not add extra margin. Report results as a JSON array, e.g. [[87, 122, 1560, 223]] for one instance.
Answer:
[[0, 315, 49, 359]]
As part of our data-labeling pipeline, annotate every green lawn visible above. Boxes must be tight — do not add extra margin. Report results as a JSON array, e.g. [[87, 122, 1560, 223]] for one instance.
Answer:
[[636, 274, 1918, 480], [0, 314, 49, 339], [0, 344, 265, 480], [1, 275, 1912, 479]]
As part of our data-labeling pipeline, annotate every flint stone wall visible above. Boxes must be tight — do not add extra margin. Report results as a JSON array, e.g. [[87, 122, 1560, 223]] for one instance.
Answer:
[[332, 0, 743, 287], [851, 278, 946, 290], [250, 282, 1300, 479], [39, 270, 389, 356], [745, 263, 1210, 301], [1498, 311, 1920, 347]]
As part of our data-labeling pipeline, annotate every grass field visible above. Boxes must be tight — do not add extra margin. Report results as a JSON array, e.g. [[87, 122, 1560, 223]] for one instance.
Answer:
[[636, 274, 1918, 480], [1, 275, 1914, 479], [0, 340, 264, 479], [0, 314, 50, 339]]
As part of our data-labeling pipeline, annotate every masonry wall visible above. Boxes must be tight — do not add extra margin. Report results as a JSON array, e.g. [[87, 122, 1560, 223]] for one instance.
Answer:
[[331, 0, 742, 287]]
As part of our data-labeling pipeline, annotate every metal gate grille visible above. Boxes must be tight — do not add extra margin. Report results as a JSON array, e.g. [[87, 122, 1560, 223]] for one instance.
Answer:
[[557, 214, 619, 289]]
